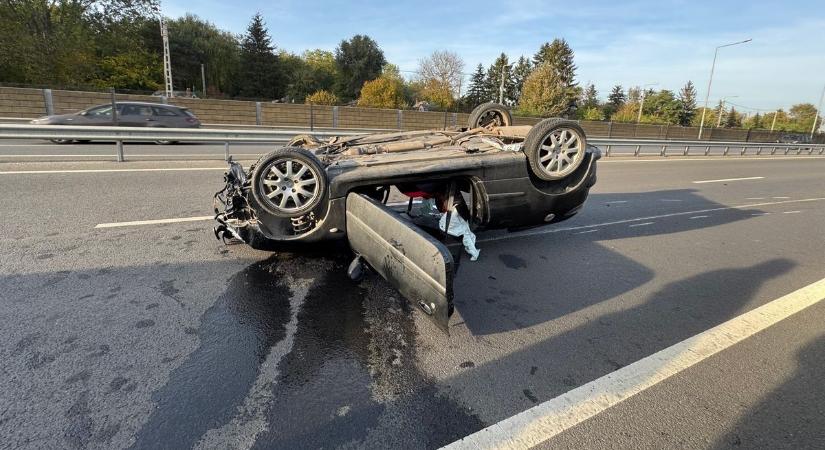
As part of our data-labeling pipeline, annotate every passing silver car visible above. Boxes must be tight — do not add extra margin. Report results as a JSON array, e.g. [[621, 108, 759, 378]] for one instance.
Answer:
[[29, 102, 201, 144]]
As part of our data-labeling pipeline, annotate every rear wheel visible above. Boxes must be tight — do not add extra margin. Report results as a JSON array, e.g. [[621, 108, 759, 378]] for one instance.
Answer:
[[250, 147, 327, 218], [467, 103, 512, 128], [523, 118, 587, 181]]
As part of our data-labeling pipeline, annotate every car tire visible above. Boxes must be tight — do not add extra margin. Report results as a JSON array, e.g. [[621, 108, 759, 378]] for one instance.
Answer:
[[251, 147, 328, 218], [468, 103, 512, 128], [523, 118, 587, 181], [50, 139, 75, 144]]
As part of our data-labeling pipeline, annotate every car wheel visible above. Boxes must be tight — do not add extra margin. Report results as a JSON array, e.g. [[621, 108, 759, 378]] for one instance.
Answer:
[[524, 118, 587, 181], [50, 139, 75, 144], [251, 147, 327, 218], [468, 103, 512, 128]]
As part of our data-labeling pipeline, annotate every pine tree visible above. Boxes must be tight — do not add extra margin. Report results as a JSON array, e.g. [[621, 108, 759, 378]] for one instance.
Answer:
[[334, 35, 386, 101], [725, 106, 741, 128], [581, 83, 598, 109], [677, 81, 697, 126], [236, 13, 281, 99], [604, 85, 626, 117], [532, 39, 578, 114], [751, 112, 763, 129], [464, 63, 488, 108], [512, 56, 532, 102], [484, 53, 516, 105]]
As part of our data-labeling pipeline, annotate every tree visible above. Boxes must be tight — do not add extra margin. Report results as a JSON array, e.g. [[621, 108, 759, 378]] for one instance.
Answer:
[[335, 35, 386, 101], [305, 89, 338, 105], [235, 13, 281, 99], [532, 38, 577, 114], [167, 14, 239, 96], [512, 56, 532, 101], [417, 50, 464, 99], [611, 103, 640, 123], [789, 103, 820, 132], [517, 62, 572, 117], [357, 75, 406, 109], [745, 112, 763, 129], [463, 64, 488, 108], [604, 85, 625, 118], [724, 106, 742, 128], [677, 81, 697, 126], [581, 106, 605, 121], [580, 83, 599, 109], [642, 90, 681, 124], [485, 53, 516, 105]]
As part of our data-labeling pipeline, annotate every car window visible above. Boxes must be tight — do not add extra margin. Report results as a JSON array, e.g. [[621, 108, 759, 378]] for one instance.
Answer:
[[152, 107, 179, 116], [85, 106, 113, 117], [122, 105, 153, 116]]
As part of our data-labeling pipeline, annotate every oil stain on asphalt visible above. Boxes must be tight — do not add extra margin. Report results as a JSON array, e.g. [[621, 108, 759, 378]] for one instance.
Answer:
[[131, 252, 482, 449]]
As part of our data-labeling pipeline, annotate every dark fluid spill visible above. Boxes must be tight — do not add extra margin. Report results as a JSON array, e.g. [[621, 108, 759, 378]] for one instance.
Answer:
[[130, 255, 294, 450], [251, 260, 383, 449]]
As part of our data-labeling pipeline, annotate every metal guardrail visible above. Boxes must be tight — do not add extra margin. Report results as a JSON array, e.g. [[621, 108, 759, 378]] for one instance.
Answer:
[[0, 124, 823, 162], [588, 138, 825, 157]]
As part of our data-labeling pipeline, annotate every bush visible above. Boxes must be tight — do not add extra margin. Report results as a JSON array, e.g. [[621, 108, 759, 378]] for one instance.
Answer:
[[357, 76, 406, 109], [305, 90, 339, 105]]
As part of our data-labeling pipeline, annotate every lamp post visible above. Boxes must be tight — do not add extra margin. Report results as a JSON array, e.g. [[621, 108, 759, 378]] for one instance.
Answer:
[[716, 95, 739, 127], [636, 82, 659, 123], [811, 84, 825, 139], [698, 38, 752, 139]]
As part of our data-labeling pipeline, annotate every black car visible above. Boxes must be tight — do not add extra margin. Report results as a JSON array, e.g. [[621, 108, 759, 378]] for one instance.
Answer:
[[214, 103, 601, 331], [29, 101, 201, 144]]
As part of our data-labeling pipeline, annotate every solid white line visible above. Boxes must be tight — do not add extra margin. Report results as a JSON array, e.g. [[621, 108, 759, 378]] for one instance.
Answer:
[[608, 200, 628, 204], [773, 196, 791, 199], [692, 176, 765, 184], [575, 229, 599, 234], [95, 215, 213, 228], [443, 277, 825, 450], [0, 167, 226, 175], [783, 210, 802, 214], [746, 197, 766, 200], [628, 222, 654, 227], [689, 215, 709, 219], [478, 197, 825, 243]]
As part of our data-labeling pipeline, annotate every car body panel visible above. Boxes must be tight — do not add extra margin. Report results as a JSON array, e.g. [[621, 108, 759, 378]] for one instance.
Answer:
[[30, 102, 201, 131]]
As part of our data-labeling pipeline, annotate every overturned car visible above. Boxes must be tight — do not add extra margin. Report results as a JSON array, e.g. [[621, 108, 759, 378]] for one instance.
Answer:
[[214, 103, 601, 331]]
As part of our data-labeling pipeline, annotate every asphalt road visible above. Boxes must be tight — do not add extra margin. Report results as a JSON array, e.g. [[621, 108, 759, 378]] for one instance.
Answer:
[[2, 151, 825, 449]]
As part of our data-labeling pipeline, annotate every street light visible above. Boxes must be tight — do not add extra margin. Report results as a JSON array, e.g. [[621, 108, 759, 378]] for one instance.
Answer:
[[716, 95, 739, 127], [636, 82, 659, 123], [698, 38, 752, 139], [811, 84, 825, 139]]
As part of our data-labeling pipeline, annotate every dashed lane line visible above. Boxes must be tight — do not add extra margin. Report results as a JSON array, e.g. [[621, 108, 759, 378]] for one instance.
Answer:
[[443, 276, 825, 449], [95, 216, 213, 228], [692, 176, 765, 184], [628, 222, 655, 227], [689, 215, 709, 219]]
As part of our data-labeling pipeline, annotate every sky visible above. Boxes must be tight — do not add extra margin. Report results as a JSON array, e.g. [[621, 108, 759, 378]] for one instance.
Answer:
[[163, 0, 825, 113]]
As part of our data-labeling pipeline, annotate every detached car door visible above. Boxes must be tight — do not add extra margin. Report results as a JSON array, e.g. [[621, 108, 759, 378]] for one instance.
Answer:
[[346, 193, 455, 332]]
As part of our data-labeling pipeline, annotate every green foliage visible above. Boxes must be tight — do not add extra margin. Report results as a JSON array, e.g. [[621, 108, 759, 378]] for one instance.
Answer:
[[603, 85, 625, 118], [357, 75, 406, 109], [90, 50, 162, 90], [691, 107, 718, 127], [611, 103, 639, 123], [580, 84, 599, 110], [462, 64, 488, 109], [642, 89, 680, 124], [580, 106, 605, 121], [485, 53, 516, 105], [677, 81, 697, 126], [724, 106, 742, 128], [235, 13, 281, 99], [167, 14, 239, 96], [512, 56, 532, 102], [530, 38, 577, 114], [305, 89, 338, 105], [517, 62, 572, 117], [335, 35, 386, 101]]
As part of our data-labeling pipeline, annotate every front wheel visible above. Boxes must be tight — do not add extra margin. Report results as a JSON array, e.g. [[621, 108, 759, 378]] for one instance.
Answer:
[[250, 147, 328, 218], [523, 119, 587, 181]]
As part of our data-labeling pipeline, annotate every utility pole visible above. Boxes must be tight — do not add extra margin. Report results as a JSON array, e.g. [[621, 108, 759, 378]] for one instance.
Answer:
[[160, 15, 173, 98], [636, 83, 658, 123], [811, 84, 825, 139], [770, 110, 778, 131], [201, 63, 206, 98], [498, 64, 505, 105], [698, 38, 752, 139]]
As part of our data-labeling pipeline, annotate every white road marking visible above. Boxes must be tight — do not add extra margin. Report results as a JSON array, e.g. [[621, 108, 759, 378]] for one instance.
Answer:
[[575, 229, 599, 234], [660, 199, 683, 202], [628, 222, 654, 227], [783, 210, 802, 214], [689, 215, 709, 219], [479, 197, 825, 243], [0, 167, 226, 175], [746, 197, 766, 200], [607, 200, 628, 204], [692, 176, 765, 184], [95, 216, 213, 228], [751, 212, 771, 216], [443, 277, 825, 450], [773, 196, 791, 199]]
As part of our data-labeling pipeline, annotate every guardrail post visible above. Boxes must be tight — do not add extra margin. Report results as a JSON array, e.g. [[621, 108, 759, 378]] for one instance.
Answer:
[[660, 145, 667, 157], [634, 145, 641, 156], [224, 142, 230, 161], [723, 146, 729, 156], [757, 147, 762, 155], [796, 146, 802, 155], [741, 146, 747, 155], [784, 147, 790, 155], [42, 89, 54, 116], [771, 146, 776, 155], [333, 106, 339, 128], [820, 147, 824, 155], [255, 102, 262, 126], [705, 146, 710, 156], [397, 109, 403, 130], [607, 121, 613, 138], [683, 145, 689, 156], [605, 144, 610, 157], [115, 140, 124, 162]]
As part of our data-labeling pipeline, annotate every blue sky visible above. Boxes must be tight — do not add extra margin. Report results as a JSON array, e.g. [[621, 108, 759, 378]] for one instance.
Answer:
[[164, 0, 825, 112]]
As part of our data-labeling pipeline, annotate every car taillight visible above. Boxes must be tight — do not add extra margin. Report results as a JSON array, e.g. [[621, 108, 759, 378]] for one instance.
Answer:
[[185, 117, 199, 124]]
